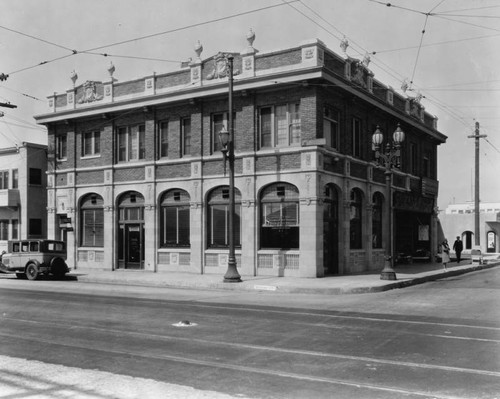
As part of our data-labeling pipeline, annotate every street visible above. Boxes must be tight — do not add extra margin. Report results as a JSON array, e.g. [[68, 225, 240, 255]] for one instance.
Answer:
[[0, 267, 499, 399]]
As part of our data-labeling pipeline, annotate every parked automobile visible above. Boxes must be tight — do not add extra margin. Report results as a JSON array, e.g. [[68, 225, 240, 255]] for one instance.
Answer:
[[0, 239, 70, 280]]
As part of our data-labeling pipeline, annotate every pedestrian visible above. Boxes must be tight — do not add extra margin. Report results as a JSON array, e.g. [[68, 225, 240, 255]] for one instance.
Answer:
[[441, 239, 450, 269], [453, 236, 463, 264]]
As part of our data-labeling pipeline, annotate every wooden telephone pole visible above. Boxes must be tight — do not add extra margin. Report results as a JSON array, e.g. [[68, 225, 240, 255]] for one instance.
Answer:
[[467, 121, 487, 246]]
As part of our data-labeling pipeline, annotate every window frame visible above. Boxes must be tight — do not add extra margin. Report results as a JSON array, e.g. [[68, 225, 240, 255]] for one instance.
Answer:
[[116, 124, 146, 163], [0, 170, 8, 189], [324, 106, 340, 149], [159, 190, 190, 248], [82, 130, 101, 158], [207, 187, 241, 248], [80, 195, 104, 248], [29, 168, 42, 186], [12, 169, 18, 189], [158, 120, 169, 159], [259, 183, 300, 250], [352, 117, 362, 158], [259, 103, 301, 148], [181, 117, 191, 157], [56, 134, 67, 160]]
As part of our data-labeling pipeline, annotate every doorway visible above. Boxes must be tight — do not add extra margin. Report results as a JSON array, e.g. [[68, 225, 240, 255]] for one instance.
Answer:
[[117, 192, 145, 270], [323, 185, 339, 275]]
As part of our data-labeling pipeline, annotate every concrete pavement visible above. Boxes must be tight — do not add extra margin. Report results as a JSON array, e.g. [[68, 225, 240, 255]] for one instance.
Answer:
[[73, 257, 500, 295]]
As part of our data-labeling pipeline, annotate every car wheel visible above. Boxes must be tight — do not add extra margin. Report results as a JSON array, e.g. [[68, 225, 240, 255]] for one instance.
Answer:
[[50, 257, 67, 279], [26, 264, 39, 281]]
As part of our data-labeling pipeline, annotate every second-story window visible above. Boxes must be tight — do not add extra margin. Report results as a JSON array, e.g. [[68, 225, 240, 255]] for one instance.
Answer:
[[0, 170, 8, 189], [82, 131, 100, 157], [12, 169, 18, 189], [158, 120, 169, 158], [181, 118, 191, 157], [117, 124, 145, 162], [259, 104, 301, 148], [29, 168, 42, 186], [324, 106, 339, 149], [56, 134, 67, 160], [352, 117, 361, 158]]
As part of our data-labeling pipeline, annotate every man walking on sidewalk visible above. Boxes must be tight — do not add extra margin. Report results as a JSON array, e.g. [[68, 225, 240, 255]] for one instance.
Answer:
[[453, 236, 463, 264]]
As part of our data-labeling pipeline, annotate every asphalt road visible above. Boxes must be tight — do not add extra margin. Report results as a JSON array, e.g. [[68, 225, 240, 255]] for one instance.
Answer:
[[0, 267, 499, 399]]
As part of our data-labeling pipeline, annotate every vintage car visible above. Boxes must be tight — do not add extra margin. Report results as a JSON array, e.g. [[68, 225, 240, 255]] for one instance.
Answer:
[[0, 239, 70, 280]]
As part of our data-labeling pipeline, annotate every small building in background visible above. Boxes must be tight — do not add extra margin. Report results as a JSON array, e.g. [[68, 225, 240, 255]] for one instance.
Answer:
[[0, 142, 47, 253], [440, 202, 500, 254]]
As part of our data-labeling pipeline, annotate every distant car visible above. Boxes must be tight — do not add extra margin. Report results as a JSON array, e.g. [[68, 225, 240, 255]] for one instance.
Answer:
[[0, 239, 70, 280]]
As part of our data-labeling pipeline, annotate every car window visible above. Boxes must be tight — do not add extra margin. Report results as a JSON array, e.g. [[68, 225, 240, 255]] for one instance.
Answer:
[[21, 242, 29, 252], [30, 242, 39, 252], [12, 243, 20, 252]]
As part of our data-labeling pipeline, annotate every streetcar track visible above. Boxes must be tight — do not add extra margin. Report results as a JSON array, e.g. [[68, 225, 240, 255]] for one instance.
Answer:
[[2, 316, 500, 379], [0, 333, 481, 399]]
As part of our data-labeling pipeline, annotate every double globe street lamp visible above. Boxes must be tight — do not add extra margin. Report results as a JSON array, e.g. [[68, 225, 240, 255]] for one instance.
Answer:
[[372, 124, 405, 280]]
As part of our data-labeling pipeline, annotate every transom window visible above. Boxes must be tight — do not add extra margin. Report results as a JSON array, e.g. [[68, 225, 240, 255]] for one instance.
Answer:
[[160, 190, 190, 247], [324, 106, 339, 149], [82, 131, 100, 157], [260, 183, 299, 249], [117, 124, 145, 162], [259, 104, 301, 148]]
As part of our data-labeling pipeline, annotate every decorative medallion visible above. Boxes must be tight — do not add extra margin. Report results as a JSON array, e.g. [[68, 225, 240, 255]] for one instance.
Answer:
[[207, 52, 240, 80], [78, 81, 103, 104]]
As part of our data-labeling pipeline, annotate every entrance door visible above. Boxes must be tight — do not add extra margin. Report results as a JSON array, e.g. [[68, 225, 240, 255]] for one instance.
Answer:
[[118, 224, 144, 269]]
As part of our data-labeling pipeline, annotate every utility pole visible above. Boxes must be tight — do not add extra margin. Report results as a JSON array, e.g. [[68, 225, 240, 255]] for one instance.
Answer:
[[467, 121, 486, 246], [0, 73, 17, 108]]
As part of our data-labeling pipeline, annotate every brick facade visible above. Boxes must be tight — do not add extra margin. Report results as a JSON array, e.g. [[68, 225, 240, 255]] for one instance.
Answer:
[[36, 35, 446, 278]]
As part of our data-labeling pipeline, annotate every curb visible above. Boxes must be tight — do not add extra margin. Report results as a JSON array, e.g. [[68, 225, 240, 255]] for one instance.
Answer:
[[74, 261, 499, 296]]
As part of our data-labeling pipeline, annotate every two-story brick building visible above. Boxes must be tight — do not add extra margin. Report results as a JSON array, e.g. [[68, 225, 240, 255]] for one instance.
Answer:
[[0, 142, 47, 253], [34, 32, 446, 277]]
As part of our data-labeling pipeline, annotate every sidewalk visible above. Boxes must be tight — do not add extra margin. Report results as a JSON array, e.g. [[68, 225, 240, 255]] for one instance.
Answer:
[[73, 258, 500, 295]]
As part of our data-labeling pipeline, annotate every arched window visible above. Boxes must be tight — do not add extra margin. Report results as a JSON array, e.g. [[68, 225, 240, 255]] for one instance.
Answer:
[[80, 193, 104, 247], [260, 183, 299, 249], [372, 192, 383, 249], [350, 189, 363, 249], [207, 186, 241, 248], [159, 189, 190, 247]]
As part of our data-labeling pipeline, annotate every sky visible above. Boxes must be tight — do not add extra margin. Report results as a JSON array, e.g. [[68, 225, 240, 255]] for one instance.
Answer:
[[0, 0, 499, 211]]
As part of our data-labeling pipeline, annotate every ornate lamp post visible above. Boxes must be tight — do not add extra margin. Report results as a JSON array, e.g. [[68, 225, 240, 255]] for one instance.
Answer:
[[372, 124, 405, 280], [218, 55, 242, 283]]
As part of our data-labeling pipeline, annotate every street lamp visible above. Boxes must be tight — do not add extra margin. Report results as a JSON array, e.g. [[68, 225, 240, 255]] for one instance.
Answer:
[[218, 54, 242, 283], [372, 123, 405, 280]]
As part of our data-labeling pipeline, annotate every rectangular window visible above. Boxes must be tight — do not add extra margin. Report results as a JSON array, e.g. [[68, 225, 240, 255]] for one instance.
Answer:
[[259, 104, 301, 148], [29, 218, 42, 237], [423, 156, 430, 178], [56, 134, 67, 160], [208, 205, 241, 247], [410, 143, 417, 175], [181, 118, 191, 156], [0, 220, 8, 240], [0, 170, 8, 189], [82, 131, 100, 157], [81, 209, 104, 247], [352, 118, 361, 157], [116, 124, 145, 162], [161, 206, 190, 247], [324, 106, 339, 149], [12, 169, 18, 189], [11, 220, 18, 239], [29, 168, 42, 185], [212, 113, 225, 153], [158, 120, 169, 158]]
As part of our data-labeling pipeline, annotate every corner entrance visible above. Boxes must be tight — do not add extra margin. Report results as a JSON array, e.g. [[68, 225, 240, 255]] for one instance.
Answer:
[[117, 192, 145, 270]]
